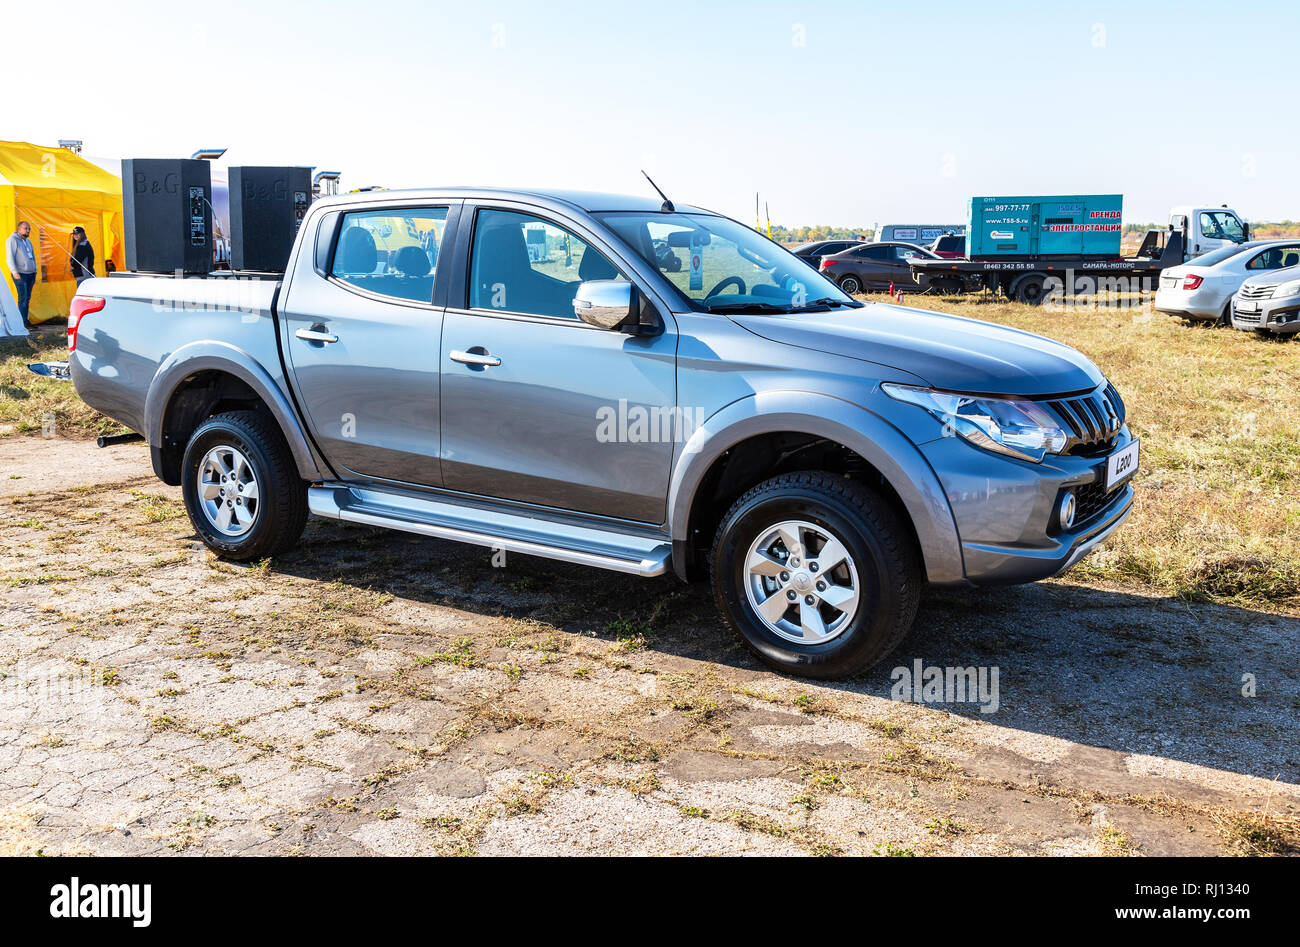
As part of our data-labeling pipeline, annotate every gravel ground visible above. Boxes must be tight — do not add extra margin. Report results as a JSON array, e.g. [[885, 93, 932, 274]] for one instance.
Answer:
[[1, 436, 1296, 856]]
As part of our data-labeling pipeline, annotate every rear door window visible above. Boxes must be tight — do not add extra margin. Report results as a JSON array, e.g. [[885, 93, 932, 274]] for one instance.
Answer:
[[330, 207, 448, 303], [1246, 245, 1300, 270]]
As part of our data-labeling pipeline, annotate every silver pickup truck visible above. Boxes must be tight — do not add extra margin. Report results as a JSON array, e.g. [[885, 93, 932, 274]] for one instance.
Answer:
[[67, 187, 1138, 679]]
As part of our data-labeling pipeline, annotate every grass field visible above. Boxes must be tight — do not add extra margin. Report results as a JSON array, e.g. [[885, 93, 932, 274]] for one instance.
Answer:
[[2, 295, 1296, 612]]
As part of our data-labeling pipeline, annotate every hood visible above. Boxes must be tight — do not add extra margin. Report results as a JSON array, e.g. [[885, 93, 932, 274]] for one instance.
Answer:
[[1241, 263, 1300, 291], [731, 303, 1103, 396]]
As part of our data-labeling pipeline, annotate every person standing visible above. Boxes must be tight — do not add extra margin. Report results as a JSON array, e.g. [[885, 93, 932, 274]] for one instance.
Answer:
[[6, 221, 37, 330], [70, 226, 96, 287]]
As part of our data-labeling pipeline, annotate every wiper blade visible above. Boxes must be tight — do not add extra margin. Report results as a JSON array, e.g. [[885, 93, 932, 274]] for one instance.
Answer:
[[790, 297, 863, 311], [703, 302, 792, 313]]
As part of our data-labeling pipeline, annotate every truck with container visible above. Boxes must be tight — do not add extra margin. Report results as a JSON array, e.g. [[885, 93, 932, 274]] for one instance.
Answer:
[[54, 186, 1138, 680], [909, 195, 1249, 303]]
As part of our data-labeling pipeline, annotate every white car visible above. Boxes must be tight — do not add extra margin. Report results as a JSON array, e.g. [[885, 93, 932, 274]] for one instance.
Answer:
[[1155, 240, 1300, 324]]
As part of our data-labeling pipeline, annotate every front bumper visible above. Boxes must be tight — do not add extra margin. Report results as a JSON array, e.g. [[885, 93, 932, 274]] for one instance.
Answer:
[[1230, 293, 1300, 334], [919, 426, 1137, 586]]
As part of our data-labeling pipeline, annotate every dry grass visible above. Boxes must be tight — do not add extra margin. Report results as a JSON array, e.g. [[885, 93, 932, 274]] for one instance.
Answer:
[[862, 291, 1300, 610], [0, 332, 125, 440], [0, 806, 43, 856]]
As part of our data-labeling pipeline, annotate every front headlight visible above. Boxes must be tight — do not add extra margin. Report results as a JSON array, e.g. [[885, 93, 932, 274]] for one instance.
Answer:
[[1272, 280, 1300, 298], [882, 383, 1068, 462]]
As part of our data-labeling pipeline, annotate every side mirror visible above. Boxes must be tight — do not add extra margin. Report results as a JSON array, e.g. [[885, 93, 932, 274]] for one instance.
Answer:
[[573, 280, 636, 330]]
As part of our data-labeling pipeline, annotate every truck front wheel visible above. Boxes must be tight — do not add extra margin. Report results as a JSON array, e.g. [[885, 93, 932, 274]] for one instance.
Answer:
[[180, 410, 308, 561], [710, 471, 922, 679]]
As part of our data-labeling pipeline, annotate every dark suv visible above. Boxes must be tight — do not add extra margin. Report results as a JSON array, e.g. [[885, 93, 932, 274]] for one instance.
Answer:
[[791, 239, 863, 271]]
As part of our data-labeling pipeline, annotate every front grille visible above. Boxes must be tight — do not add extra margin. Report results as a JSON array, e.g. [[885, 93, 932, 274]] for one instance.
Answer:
[[1238, 284, 1274, 300], [1073, 477, 1117, 526], [1233, 306, 1263, 325], [1047, 383, 1125, 456]]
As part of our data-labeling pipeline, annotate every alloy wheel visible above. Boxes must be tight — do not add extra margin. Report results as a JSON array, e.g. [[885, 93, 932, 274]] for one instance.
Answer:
[[743, 519, 861, 645], [197, 444, 260, 537]]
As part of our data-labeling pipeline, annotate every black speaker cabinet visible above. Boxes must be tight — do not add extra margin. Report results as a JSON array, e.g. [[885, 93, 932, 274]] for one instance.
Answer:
[[228, 166, 313, 272], [122, 158, 213, 275]]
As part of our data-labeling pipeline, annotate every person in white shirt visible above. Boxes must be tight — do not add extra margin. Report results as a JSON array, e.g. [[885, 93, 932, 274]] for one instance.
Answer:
[[6, 221, 37, 330]]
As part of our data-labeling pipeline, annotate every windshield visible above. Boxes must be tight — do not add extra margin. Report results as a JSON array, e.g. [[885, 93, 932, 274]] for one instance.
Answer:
[[1199, 211, 1246, 243], [596, 211, 860, 313]]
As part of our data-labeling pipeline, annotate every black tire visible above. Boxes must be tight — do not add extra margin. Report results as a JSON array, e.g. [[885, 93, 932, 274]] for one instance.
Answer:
[[1216, 302, 1232, 327], [839, 275, 863, 295], [710, 471, 922, 680], [180, 410, 308, 561], [1013, 275, 1048, 305]]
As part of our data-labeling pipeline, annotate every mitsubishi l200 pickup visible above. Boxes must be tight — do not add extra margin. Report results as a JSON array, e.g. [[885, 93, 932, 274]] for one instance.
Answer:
[[66, 187, 1138, 679]]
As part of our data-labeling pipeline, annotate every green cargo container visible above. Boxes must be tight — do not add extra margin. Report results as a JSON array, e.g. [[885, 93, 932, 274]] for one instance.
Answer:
[[967, 194, 1123, 260]]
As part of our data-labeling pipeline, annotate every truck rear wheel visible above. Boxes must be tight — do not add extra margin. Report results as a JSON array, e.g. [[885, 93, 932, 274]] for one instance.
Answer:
[[1013, 275, 1048, 305], [710, 471, 922, 680], [181, 410, 308, 561]]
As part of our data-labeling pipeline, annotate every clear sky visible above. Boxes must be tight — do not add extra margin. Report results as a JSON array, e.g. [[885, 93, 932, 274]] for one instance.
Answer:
[[12, 0, 1298, 227]]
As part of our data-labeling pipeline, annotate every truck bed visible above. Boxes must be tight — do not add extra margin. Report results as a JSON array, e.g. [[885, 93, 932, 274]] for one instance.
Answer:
[[70, 274, 285, 438]]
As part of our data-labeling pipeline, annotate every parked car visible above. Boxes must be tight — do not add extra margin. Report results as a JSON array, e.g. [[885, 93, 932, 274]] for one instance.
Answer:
[[1155, 240, 1300, 324], [65, 187, 1136, 680], [790, 238, 862, 271], [927, 234, 966, 259], [1230, 263, 1300, 338], [819, 241, 941, 294]]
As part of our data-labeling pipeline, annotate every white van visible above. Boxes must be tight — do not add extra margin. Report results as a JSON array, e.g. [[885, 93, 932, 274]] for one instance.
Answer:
[[876, 224, 964, 244]]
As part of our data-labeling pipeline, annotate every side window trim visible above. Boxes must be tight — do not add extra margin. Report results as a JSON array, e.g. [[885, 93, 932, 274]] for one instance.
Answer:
[[313, 211, 341, 277]]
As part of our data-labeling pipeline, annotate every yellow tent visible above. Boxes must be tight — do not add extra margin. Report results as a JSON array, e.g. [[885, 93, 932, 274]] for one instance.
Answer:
[[0, 140, 125, 326]]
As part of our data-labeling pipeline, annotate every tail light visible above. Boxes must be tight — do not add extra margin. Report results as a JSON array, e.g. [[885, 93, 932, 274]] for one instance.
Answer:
[[820, 259, 837, 269], [1182, 274, 1203, 290], [68, 295, 105, 352]]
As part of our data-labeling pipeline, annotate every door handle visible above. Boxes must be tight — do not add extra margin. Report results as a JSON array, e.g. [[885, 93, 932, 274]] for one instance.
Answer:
[[450, 349, 501, 367], [296, 326, 339, 344]]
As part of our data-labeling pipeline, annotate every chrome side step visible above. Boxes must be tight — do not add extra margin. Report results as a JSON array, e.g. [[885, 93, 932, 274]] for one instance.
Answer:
[[307, 484, 672, 578]]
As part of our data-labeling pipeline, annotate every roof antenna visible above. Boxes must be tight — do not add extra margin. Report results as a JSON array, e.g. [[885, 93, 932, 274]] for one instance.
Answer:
[[641, 170, 674, 213]]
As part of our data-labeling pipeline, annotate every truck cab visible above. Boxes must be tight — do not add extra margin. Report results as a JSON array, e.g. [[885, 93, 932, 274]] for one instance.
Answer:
[[1169, 205, 1249, 260]]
